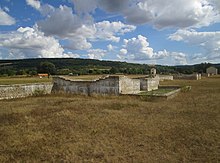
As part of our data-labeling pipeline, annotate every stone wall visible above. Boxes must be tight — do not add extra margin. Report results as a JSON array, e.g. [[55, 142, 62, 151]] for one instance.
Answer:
[[173, 73, 201, 80], [52, 76, 120, 95], [202, 73, 210, 77], [119, 76, 140, 94], [90, 76, 120, 95], [52, 76, 144, 95], [140, 76, 159, 91], [158, 75, 173, 81], [0, 83, 53, 100], [52, 75, 161, 96]]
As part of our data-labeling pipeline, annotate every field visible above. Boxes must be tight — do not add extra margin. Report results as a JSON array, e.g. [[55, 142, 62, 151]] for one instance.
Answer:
[[0, 76, 52, 85], [0, 76, 219, 162]]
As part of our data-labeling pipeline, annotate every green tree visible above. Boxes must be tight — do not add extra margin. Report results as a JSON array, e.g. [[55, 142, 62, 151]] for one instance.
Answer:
[[38, 62, 56, 77], [110, 67, 119, 74]]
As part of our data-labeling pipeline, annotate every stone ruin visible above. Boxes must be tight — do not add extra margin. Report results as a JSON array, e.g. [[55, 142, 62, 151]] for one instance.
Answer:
[[52, 74, 160, 96]]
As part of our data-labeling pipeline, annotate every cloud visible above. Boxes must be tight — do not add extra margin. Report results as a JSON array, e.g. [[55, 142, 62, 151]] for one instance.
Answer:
[[210, 0, 220, 10], [149, 0, 220, 29], [0, 27, 71, 59], [93, 21, 136, 42], [37, 5, 95, 50], [72, 0, 97, 14], [37, 5, 83, 38], [3, 7, 10, 12], [169, 29, 220, 60], [107, 44, 114, 51], [64, 52, 80, 58], [98, 0, 129, 13], [87, 49, 107, 59], [71, 0, 220, 29], [37, 5, 135, 50], [26, 0, 41, 10], [118, 35, 187, 64], [120, 35, 154, 60], [0, 8, 15, 25]]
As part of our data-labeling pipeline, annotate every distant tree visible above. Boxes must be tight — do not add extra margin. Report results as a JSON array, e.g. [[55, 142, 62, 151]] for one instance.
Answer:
[[29, 70, 37, 76], [16, 69, 27, 75], [38, 61, 56, 77], [110, 67, 119, 74]]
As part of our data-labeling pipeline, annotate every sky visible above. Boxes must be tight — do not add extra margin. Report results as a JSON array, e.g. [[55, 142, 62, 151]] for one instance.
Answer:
[[0, 0, 220, 65]]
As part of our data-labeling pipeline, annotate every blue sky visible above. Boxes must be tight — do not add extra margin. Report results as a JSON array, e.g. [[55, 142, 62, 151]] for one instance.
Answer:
[[0, 0, 220, 65]]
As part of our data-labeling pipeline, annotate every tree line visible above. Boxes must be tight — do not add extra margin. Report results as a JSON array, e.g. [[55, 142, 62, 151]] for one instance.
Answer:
[[0, 58, 219, 77]]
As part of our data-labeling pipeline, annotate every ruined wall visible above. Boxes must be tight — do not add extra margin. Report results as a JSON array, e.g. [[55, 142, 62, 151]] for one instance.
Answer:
[[52, 76, 120, 95], [0, 83, 53, 100], [52, 75, 160, 95], [158, 75, 173, 81], [52, 77, 91, 95], [140, 76, 159, 91], [90, 76, 120, 95], [52, 76, 143, 95], [119, 76, 140, 94], [173, 73, 201, 80], [202, 73, 210, 77], [206, 67, 218, 75]]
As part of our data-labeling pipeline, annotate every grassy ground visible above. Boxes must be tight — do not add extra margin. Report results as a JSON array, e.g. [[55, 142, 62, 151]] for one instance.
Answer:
[[0, 76, 52, 85], [0, 76, 219, 162]]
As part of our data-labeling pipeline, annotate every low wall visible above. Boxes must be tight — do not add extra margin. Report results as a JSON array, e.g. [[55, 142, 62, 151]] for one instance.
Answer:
[[52, 76, 143, 95], [52, 76, 120, 95], [158, 75, 173, 81], [0, 83, 53, 100], [174, 73, 201, 80], [202, 73, 210, 77]]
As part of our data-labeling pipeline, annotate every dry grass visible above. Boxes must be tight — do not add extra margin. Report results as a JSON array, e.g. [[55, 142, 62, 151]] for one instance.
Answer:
[[0, 76, 219, 162], [0, 77, 52, 85]]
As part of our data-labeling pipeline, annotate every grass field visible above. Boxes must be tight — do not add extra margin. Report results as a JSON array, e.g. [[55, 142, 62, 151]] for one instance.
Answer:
[[0, 76, 219, 162], [0, 76, 52, 85]]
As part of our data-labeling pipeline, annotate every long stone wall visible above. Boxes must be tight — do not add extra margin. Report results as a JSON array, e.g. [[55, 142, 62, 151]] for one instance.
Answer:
[[173, 73, 201, 80], [158, 75, 173, 81], [52, 76, 120, 95], [52, 76, 144, 95], [0, 83, 53, 100]]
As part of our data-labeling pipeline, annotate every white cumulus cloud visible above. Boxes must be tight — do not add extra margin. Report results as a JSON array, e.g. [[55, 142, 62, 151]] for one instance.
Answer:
[[0, 27, 71, 59], [93, 21, 136, 42], [118, 35, 187, 64], [26, 0, 41, 10], [87, 49, 107, 60], [71, 0, 220, 29], [169, 29, 220, 60], [37, 5, 135, 50], [0, 8, 15, 25]]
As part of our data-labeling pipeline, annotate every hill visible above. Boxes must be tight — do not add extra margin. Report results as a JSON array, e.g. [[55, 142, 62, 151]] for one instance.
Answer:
[[0, 58, 219, 76]]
